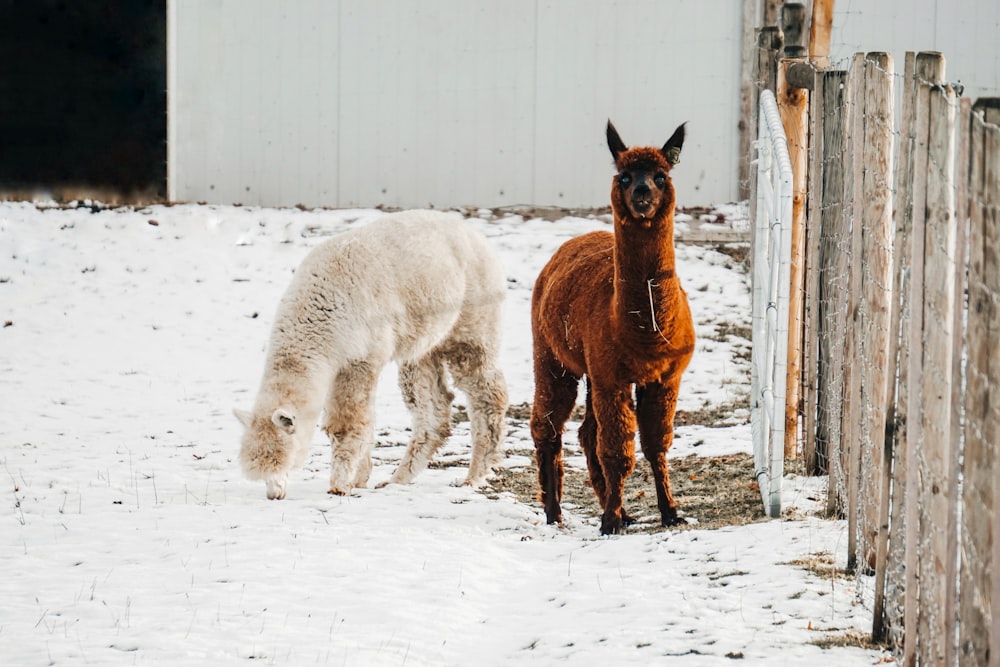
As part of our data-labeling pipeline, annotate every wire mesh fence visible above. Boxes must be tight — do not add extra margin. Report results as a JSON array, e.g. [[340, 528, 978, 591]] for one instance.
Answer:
[[749, 20, 999, 662]]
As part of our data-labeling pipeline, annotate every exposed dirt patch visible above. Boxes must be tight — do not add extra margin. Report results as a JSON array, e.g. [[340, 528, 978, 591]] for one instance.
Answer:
[[674, 397, 749, 428], [466, 395, 780, 533], [711, 242, 751, 266], [482, 451, 785, 533], [709, 320, 753, 343]]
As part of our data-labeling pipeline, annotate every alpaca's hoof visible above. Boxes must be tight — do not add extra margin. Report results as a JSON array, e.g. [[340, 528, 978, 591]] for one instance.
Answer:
[[328, 478, 355, 496], [600, 511, 629, 535], [459, 473, 488, 488], [329, 475, 356, 496], [265, 478, 287, 500], [600, 520, 624, 536], [601, 518, 625, 535], [661, 512, 688, 527]]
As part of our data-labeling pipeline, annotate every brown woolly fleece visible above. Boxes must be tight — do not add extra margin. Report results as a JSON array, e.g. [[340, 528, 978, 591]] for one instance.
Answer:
[[530, 121, 696, 535]]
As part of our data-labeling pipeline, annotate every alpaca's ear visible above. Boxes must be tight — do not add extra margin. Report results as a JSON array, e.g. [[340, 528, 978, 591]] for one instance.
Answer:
[[607, 120, 627, 160], [661, 123, 686, 166], [271, 408, 296, 434], [234, 408, 252, 428]]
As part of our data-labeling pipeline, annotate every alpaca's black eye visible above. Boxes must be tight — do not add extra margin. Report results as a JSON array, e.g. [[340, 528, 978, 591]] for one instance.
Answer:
[[654, 173, 667, 188], [618, 173, 632, 186]]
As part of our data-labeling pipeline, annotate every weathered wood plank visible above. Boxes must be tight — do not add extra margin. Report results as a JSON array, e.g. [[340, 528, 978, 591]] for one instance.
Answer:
[[943, 89, 968, 667], [777, 2, 809, 462], [761, 0, 781, 26], [813, 69, 847, 480], [981, 111, 999, 667], [808, 0, 834, 68], [756, 26, 783, 96], [984, 117, 1000, 667], [781, 2, 807, 57], [777, 55, 809, 460], [875, 50, 914, 648], [843, 52, 865, 569], [857, 51, 894, 575], [973, 97, 1000, 125], [917, 80, 957, 667], [802, 65, 824, 474], [959, 98, 992, 667], [903, 53, 945, 666], [749, 25, 784, 265]]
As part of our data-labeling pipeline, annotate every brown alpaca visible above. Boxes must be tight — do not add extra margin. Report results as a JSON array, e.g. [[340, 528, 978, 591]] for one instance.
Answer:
[[530, 121, 695, 535]]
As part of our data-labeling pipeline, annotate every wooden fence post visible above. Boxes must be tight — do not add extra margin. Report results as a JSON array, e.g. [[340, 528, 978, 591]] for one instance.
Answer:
[[843, 52, 865, 567], [987, 99, 1000, 667], [803, 67, 823, 475], [856, 51, 894, 574], [761, 0, 781, 26], [780, 1, 806, 57], [808, 0, 834, 68], [960, 99, 999, 667], [811, 69, 847, 481], [946, 95, 971, 667], [750, 26, 784, 248], [902, 52, 946, 666], [778, 2, 808, 459], [801, 0, 836, 477], [757, 26, 783, 96], [975, 98, 1000, 125], [825, 54, 865, 520], [914, 74, 957, 667], [873, 50, 916, 648]]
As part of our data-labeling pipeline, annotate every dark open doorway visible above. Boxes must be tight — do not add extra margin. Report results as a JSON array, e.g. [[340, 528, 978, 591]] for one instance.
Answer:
[[0, 1, 166, 201]]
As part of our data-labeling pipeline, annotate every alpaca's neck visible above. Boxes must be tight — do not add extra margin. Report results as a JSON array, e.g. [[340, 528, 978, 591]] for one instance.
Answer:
[[613, 212, 678, 282], [612, 215, 682, 333], [256, 348, 328, 418]]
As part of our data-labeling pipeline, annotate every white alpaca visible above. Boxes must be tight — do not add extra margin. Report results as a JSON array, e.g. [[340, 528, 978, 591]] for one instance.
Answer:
[[235, 210, 508, 500]]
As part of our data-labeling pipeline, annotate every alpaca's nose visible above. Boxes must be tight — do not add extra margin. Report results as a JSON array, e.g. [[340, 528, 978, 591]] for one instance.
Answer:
[[633, 183, 651, 199]]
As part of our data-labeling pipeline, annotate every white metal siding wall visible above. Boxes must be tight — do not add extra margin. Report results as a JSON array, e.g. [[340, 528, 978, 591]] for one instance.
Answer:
[[335, 1, 538, 209], [829, 0, 1000, 102], [170, 0, 342, 207], [168, 0, 742, 209], [533, 1, 742, 209], [169, 1, 1000, 210]]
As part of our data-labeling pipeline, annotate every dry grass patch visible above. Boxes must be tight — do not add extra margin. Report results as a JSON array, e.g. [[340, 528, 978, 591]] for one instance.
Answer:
[[785, 551, 852, 582], [483, 452, 768, 533], [810, 628, 886, 652]]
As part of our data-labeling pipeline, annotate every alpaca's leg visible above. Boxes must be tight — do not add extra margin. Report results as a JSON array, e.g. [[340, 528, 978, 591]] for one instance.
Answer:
[[323, 361, 379, 495], [530, 347, 578, 524], [592, 385, 637, 535], [446, 343, 508, 487], [636, 378, 686, 526], [384, 353, 455, 486], [580, 384, 638, 527], [578, 381, 605, 505]]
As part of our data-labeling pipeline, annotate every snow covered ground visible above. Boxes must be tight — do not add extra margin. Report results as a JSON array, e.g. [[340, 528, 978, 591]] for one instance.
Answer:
[[0, 201, 887, 665]]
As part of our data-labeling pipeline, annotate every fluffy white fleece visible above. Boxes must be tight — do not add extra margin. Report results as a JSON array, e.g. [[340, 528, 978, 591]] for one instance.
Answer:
[[235, 210, 508, 500]]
